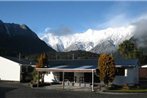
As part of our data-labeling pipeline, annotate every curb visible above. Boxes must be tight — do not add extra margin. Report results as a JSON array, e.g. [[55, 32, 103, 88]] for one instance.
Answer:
[[95, 91, 147, 95]]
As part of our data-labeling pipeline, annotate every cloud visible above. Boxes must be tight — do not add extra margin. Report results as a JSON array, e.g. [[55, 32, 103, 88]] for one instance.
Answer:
[[100, 14, 130, 28], [41, 13, 147, 51], [132, 19, 147, 48], [55, 26, 73, 35], [43, 26, 73, 36], [133, 19, 147, 38], [44, 27, 51, 33], [97, 14, 147, 48]]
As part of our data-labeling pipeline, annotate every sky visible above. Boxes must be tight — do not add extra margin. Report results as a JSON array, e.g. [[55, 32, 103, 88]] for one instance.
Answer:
[[0, 1, 147, 36]]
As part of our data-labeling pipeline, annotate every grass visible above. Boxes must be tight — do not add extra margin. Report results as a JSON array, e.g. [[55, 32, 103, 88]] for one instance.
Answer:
[[105, 89, 147, 93], [103, 84, 147, 93]]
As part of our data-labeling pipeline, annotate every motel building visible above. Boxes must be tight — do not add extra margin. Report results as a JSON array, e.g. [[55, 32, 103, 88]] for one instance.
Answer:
[[36, 59, 139, 91], [0, 56, 139, 91]]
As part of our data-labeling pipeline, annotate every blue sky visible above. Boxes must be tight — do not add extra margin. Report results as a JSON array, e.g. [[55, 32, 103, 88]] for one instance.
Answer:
[[0, 1, 147, 35]]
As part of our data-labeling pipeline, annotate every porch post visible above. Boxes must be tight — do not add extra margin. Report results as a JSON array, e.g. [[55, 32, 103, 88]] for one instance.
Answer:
[[92, 69, 94, 91], [37, 71, 39, 87], [62, 71, 65, 90]]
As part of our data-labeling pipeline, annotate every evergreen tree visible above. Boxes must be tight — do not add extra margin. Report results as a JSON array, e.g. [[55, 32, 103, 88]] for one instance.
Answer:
[[118, 40, 142, 59]]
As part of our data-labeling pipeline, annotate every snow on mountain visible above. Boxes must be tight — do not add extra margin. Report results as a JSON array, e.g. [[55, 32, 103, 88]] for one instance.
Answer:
[[90, 39, 116, 54], [40, 25, 135, 53], [65, 41, 94, 52]]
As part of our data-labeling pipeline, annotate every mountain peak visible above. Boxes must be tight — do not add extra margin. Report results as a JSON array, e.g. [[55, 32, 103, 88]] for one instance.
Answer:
[[0, 20, 55, 56], [20, 24, 28, 30], [41, 25, 134, 53], [0, 20, 3, 24]]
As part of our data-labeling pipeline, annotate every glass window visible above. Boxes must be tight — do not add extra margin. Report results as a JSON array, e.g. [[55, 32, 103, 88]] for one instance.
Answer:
[[116, 68, 125, 76]]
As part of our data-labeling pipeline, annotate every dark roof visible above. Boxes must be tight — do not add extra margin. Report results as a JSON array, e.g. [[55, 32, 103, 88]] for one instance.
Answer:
[[48, 59, 97, 66], [45, 59, 139, 72], [5, 56, 36, 65], [115, 59, 139, 66], [48, 59, 139, 68], [4, 56, 139, 68]]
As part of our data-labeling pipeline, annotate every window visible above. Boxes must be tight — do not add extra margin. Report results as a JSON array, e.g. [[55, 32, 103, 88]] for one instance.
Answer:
[[125, 69, 127, 76], [27, 66, 34, 73], [116, 68, 125, 76]]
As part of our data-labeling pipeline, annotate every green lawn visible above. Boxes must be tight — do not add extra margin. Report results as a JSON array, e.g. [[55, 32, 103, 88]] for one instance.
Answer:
[[105, 89, 147, 93]]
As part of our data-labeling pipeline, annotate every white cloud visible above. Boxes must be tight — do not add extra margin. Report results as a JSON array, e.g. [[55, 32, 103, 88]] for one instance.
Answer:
[[106, 14, 130, 27], [97, 13, 147, 29], [133, 14, 147, 23], [44, 27, 51, 33]]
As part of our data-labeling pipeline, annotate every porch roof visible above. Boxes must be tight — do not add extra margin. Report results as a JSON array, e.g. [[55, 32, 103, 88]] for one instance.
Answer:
[[36, 65, 96, 73], [36, 63, 136, 73]]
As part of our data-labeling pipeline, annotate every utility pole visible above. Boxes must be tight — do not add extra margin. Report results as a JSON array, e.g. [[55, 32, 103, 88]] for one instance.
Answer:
[[19, 52, 21, 61], [72, 53, 75, 60], [56, 53, 58, 60]]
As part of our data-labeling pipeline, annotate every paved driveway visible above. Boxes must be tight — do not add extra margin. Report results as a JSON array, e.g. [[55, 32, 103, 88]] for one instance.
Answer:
[[1, 82, 147, 98]]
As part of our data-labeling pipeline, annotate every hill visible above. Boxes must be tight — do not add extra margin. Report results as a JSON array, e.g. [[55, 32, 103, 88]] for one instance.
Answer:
[[0, 20, 55, 57], [26, 50, 99, 62]]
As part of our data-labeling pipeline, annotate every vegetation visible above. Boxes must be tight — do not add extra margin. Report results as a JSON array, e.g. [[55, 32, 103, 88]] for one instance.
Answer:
[[26, 50, 99, 61], [36, 53, 48, 68], [106, 84, 147, 93], [106, 89, 147, 93], [118, 40, 142, 59], [31, 69, 39, 84], [98, 54, 116, 85], [31, 53, 48, 87]]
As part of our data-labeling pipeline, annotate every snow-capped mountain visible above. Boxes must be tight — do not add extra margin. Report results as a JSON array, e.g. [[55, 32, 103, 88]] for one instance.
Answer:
[[65, 42, 94, 52], [90, 39, 116, 54], [40, 25, 135, 53]]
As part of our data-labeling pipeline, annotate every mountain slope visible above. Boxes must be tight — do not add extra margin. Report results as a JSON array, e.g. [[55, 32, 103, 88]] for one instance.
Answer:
[[65, 42, 94, 52], [90, 39, 116, 54], [0, 20, 55, 56], [41, 25, 134, 53]]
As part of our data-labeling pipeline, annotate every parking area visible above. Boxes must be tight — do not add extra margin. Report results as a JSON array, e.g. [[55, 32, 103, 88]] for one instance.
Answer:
[[1, 82, 147, 98]]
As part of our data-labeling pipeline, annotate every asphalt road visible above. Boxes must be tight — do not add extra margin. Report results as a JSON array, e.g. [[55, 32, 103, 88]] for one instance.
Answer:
[[1, 82, 147, 98]]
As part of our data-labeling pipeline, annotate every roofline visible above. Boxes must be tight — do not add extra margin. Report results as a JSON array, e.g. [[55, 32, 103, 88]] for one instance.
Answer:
[[116, 65, 136, 68], [36, 68, 96, 73]]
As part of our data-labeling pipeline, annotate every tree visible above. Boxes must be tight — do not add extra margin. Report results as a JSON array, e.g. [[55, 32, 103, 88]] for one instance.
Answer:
[[98, 54, 116, 85], [31, 69, 39, 84], [118, 40, 142, 59], [31, 53, 48, 86], [36, 53, 48, 68]]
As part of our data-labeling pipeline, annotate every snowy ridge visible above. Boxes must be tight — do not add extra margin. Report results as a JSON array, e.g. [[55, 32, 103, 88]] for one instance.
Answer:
[[40, 25, 135, 53]]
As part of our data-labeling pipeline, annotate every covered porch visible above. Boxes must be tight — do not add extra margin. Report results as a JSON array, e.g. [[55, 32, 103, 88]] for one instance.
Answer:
[[36, 65, 97, 91]]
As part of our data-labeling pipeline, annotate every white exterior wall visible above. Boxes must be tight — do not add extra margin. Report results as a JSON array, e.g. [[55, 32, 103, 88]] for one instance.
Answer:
[[0, 57, 21, 81], [44, 72, 59, 83], [113, 67, 139, 85]]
